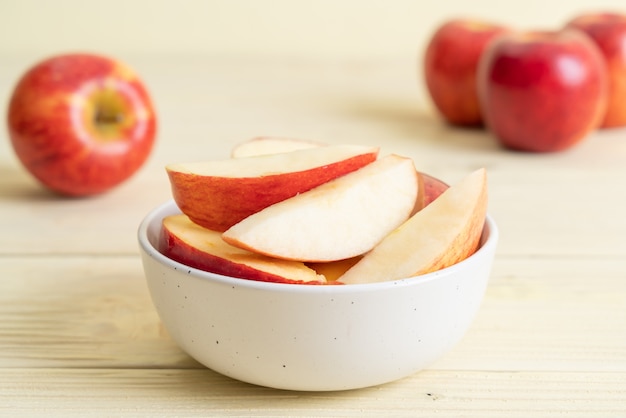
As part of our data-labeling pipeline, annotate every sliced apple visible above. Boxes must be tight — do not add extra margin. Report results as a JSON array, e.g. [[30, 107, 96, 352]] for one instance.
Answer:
[[420, 171, 450, 207], [413, 171, 450, 214], [160, 214, 327, 284], [166, 144, 378, 232], [231, 136, 325, 158], [338, 168, 487, 284], [222, 154, 419, 262], [306, 257, 362, 282]]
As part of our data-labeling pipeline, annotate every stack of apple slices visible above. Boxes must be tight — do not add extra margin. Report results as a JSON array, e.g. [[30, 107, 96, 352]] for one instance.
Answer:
[[161, 137, 488, 285]]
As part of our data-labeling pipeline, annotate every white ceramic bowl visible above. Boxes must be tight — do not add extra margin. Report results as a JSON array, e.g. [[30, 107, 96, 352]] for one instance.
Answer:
[[138, 200, 498, 391]]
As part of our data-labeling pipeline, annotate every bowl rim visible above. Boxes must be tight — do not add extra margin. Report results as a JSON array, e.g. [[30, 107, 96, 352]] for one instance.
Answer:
[[138, 200, 498, 294]]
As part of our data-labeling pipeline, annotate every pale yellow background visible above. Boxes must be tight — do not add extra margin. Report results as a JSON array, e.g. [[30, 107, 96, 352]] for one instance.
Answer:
[[1, 0, 625, 59]]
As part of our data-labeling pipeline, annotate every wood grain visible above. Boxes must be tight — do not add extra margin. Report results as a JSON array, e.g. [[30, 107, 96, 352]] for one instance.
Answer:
[[1, 54, 625, 416], [2, 369, 624, 417]]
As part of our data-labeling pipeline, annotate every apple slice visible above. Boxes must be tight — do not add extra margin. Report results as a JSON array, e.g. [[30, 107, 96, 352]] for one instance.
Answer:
[[166, 144, 378, 232], [338, 168, 487, 284], [413, 171, 450, 214], [222, 154, 419, 262], [231, 136, 325, 158], [306, 257, 362, 282], [160, 214, 327, 284]]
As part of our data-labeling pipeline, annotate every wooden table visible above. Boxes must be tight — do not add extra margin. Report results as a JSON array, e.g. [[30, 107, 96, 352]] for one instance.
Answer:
[[1, 54, 625, 417]]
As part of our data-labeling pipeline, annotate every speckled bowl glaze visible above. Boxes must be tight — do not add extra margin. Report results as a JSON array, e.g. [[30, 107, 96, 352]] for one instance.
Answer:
[[138, 200, 498, 391]]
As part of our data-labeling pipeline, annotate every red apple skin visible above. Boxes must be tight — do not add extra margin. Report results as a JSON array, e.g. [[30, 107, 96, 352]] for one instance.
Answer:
[[477, 30, 608, 152], [412, 171, 449, 215], [419, 171, 450, 208], [7, 53, 157, 196], [424, 19, 510, 126], [566, 12, 626, 128]]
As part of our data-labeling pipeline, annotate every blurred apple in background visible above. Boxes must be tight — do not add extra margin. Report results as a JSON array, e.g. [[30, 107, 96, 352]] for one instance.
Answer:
[[424, 19, 510, 126], [7, 53, 157, 196], [566, 12, 626, 128], [477, 30, 608, 152]]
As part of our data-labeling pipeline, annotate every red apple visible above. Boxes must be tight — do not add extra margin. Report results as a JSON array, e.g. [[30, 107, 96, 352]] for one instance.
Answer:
[[167, 145, 379, 232], [424, 19, 510, 126], [7, 53, 157, 196], [161, 214, 327, 284], [477, 30, 608, 152], [566, 12, 626, 128]]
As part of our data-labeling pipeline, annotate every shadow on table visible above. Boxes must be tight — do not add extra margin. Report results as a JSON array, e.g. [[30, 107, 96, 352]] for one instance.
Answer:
[[160, 366, 391, 403], [0, 162, 63, 201]]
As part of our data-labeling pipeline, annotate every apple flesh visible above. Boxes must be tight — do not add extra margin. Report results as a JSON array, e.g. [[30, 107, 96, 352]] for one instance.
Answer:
[[566, 12, 626, 128], [306, 257, 362, 282], [424, 19, 510, 126], [477, 30, 608, 152], [166, 144, 378, 232], [338, 168, 487, 284], [231, 136, 325, 158], [222, 154, 419, 262], [161, 214, 327, 284], [7, 53, 157, 196]]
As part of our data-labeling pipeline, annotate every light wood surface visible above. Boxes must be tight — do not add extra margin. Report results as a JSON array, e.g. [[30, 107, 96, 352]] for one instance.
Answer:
[[1, 54, 625, 417]]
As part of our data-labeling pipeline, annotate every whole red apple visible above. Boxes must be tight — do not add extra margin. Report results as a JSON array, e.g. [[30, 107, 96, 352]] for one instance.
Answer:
[[7, 53, 157, 196], [477, 30, 608, 152], [566, 12, 626, 128], [424, 19, 510, 126]]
